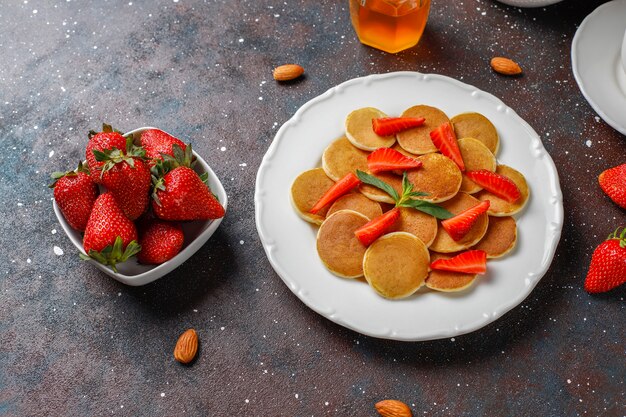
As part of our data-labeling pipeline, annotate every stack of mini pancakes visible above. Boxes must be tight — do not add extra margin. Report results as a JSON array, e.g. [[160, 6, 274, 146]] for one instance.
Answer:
[[291, 106, 529, 300]]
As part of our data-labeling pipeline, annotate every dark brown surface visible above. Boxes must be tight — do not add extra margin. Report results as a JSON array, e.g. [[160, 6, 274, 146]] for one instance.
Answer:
[[1, 0, 624, 416]]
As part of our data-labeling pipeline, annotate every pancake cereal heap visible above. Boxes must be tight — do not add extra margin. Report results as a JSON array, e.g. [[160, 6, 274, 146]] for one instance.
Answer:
[[290, 106, 530, 300]]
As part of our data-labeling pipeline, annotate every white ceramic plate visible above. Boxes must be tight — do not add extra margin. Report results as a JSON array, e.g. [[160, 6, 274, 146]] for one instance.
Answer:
[[495, 0, 563, 7], [53, 127, 228, 286], [572, 0, 626, 136], [255, 72, 563, 341]]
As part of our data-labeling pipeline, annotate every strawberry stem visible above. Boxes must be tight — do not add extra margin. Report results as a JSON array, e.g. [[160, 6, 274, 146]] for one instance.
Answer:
[[79, 237, 141, 272]]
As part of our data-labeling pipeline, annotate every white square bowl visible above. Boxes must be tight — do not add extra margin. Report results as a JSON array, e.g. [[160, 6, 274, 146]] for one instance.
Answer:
[[52, 126, 228, 286]]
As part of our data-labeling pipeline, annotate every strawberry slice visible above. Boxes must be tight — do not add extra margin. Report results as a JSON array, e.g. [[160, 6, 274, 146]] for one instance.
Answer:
[[441, 200, 490, 241], [430, 250, 487, 274], [354, 207, 400, 246], [429, 122, 465, 171], [367, 148, 423, 174], [465, 170, 521, 203], [309, 172, 361, 214], [372, 117, 426, 136]]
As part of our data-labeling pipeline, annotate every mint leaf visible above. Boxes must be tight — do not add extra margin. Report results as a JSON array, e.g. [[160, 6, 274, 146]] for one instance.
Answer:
[[399, 199, 453, 219], [356, 170, 399, 202]]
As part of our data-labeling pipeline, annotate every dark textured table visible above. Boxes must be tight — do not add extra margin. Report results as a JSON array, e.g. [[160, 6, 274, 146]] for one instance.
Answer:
[[1, 0, 624, 416]]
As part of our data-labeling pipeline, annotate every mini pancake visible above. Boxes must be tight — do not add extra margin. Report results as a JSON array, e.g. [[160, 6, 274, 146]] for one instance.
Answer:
[[429, 192, 489, 253], [387, 207, 438, 247], [458, 138, 497, 194], [363, 232, 430, 299], [396, 105, 450, 154], [316, 210, 369, 278], [392, 142, 419, 158], [327, 193, 382, 220], [472, 216, 517, 258], [322, 136, 370, 181], [290, 168, 335, 225], [359, 171, 403, 204], [451, 112, 499, 155], [406, 153, 462, 203], [426, 253, 477, 292], [475, 165, 530, 216], [345, 107, 396, 151]]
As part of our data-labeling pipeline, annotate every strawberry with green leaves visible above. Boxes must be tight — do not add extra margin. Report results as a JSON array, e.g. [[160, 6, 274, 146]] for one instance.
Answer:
[[584, 227, 626, 293], [85, 124, 127, 184], [50, 161, 98, 231], [137, 219, 184, 265], [598, 163, 626, 209], [140, 129, 187, 164]]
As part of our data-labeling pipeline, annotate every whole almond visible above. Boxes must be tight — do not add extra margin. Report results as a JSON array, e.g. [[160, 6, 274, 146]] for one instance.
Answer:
[[174, 329, 198, 364], [273, 64, 304, 81], [490, 57, 522, 75], [375, 400, 413, 417]]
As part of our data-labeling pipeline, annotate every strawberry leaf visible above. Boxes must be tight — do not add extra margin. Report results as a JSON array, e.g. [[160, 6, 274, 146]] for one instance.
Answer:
[[356, 170, 400, 202]]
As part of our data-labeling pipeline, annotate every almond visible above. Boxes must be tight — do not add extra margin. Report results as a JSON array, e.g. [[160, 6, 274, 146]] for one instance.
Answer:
[[490, 57, 522, 76], [174, 329, 198, 364], [375, 399, 413, 417], [273, 64, 304, 81]]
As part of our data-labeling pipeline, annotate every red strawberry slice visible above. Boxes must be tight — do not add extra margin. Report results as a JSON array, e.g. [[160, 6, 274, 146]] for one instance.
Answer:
[[441, 200, 490, 241], [372, 117, 426, 136], [429, 122, 465, 171], [309, 172, 361, 214], [598, 163, 626, 209], [367, 148, 423, 174], [466, 170, 521, 203], [430, 250, 487, 274], [354, 207, 400, 246]]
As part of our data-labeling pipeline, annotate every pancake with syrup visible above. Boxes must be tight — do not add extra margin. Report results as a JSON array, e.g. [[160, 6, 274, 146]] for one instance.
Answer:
[[316, 210, 370, 278], [472, 216, 517, 258], [429, 192, 489, 253], [396, 105, 450, 154], [291, 168, 335, 225], [322, 136, 369, 181], [458, 138, 497, 194], [345, 107, 396, 151], [406, 153, 462, 203], [475, 165, 529, 216], [363, 232, 430, 299], [387, 207, 438, 247], [426, 252, 478, 292], [359, 171, 403, 204], [327, 193, 383, 220], [451, 112, 499, 155]]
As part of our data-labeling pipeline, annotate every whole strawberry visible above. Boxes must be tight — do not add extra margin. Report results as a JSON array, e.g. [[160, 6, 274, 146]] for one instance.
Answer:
[[50, 162, 98, 231], [140, 129, 187, 163], [584, 227, 626, 293], [85, 124, 127, 184], [137, 219, 184, 264], [598, 163, 626, 209], [81, 193, 141, 271]]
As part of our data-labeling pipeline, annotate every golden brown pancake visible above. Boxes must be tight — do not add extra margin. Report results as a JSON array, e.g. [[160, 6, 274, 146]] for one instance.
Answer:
[[359, 171, 403, 204], [472, 216, 517, 258], [322, 136, 370, 181], [406, 153, 462, 203], [387, 207, 437, 247], [396, 105, 450, 154], [451, 112, 499, 155], [475, 165, 529, 216], [327, 193, 382, 220], [458, 138, 497, 194], [430, 193, 489, 253], [345, 107, 396, 151], [392, 142, 419, 158], [426, 253, 477, 292], [316, 210, 369, 278], [291, 168, 335, 225], [363, 232, 430, 299]]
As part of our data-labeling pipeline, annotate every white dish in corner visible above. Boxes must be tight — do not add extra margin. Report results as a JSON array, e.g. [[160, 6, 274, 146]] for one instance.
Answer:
[[53, 127, 228, 286], [495, 0, 563, 7], [255, 72, 563, 341], [572, 0, 626, 136]]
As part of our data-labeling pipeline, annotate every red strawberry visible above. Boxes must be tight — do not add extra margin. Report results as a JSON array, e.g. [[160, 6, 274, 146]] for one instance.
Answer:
[[140, 129, 187, 163], [152, 166, 225, 220], [354, 207, 400, 246], [429, 122, 465, 171], [367, 148, 423, 174], [309, 172, 361, 215], [85, 124, 127, 184], [441, 200, 490, 241], [137, 219, 184, 264], [372, 117, 426, 136], [598, 163, 626, 209], [430, 250, 487, 274], [50, 162, 98, 231], [584, 227, 626, 293], [466, 170, 521, 203], [81, 193, 141, 271]]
